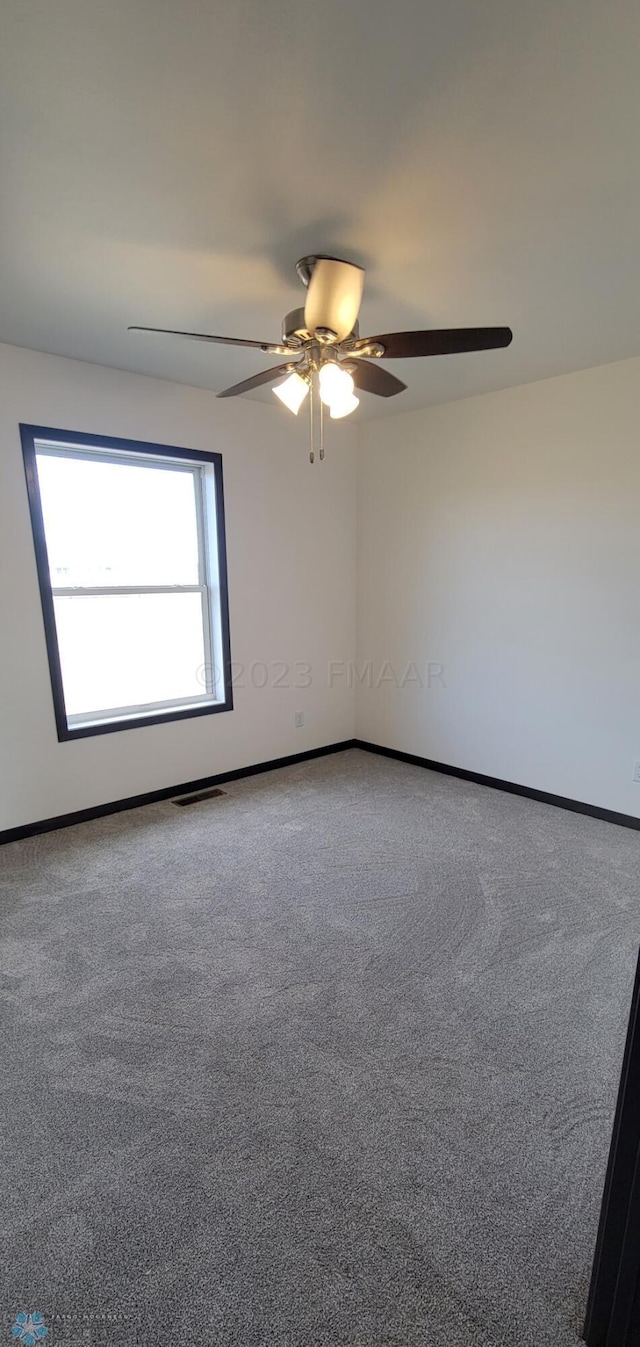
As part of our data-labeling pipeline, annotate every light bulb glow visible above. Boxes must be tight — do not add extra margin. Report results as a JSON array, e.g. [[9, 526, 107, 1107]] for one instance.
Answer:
[[273, 371, 309, 415], [329, 392, 360, 419], [318, 362, 354, 407]]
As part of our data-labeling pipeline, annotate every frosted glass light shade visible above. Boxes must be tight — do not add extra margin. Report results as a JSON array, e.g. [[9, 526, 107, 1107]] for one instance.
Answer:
[[318, 362, 354, 407], [273, 371, 309, 414], [304, 259, 364, 342], [329, 392, 360, 419]]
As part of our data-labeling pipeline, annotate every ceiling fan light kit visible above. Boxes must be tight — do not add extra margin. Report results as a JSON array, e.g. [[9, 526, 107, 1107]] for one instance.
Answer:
[[129, 255, 513, 464], [318, 362, 359, 415], [272, 370, 310, 415], [329, 392, 360, 421]]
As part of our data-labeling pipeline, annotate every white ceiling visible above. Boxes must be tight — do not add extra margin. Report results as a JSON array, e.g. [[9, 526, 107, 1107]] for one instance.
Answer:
[[1, 0, 639, 420]]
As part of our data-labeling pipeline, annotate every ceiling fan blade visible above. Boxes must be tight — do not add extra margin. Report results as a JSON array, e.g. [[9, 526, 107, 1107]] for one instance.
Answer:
[[216, 363, 296, 398], [304, 259, 365, 343], [356, 327, 513, 359], [128, 325, 292, 355], [350, 359, 407, 398]]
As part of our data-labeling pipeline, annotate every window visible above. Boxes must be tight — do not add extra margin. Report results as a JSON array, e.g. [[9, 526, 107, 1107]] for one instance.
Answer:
[[21, 425, 232, 740]]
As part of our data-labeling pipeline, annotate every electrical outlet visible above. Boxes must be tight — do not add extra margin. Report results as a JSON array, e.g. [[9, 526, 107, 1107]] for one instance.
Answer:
[[633, 761, 640, 783], [294, 711, 304, 728]]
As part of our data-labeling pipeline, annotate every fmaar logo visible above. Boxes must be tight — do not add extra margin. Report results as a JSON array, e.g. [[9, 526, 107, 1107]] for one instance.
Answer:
[[11, 1314, 47, 1344]]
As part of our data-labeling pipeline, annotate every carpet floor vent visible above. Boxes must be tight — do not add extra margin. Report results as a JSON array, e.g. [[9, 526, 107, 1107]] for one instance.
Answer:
[[172, 787, 227, 807]]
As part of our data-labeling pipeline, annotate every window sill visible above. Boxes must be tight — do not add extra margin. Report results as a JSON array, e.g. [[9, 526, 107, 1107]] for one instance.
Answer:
[[59, 695, 233, 741]]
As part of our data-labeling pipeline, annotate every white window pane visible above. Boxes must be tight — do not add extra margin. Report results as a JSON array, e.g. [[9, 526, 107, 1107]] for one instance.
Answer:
[[54, 593, 208, 717], [36, 453, 200, 587]]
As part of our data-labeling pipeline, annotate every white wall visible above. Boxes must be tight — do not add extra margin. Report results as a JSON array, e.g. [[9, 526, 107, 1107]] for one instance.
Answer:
[[357, 357, 640, 818], [0, 343, 356, 830], [4, 341, 640, 830]]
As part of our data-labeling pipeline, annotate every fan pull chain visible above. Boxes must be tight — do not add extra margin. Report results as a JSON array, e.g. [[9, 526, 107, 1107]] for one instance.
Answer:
[[307, 373, 327, 464]]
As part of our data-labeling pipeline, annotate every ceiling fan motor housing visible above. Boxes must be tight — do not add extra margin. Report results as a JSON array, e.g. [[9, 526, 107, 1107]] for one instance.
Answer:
[[282, 308, 360, 348], [282, 308, 308, 344]]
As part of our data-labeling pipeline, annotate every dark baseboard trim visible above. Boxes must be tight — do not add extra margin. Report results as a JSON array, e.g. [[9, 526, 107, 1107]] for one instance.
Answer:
[[354, 739, 640, 833], [4, 736, 638, 844], [0, 740, 357, 845]]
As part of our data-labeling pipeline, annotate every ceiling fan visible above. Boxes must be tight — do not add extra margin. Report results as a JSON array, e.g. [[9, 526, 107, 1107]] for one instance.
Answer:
[[129, 256, 512, 461]]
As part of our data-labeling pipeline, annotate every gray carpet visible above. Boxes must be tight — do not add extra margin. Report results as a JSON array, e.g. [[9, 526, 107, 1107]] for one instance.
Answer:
[[1, 748, 639, 1346]]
